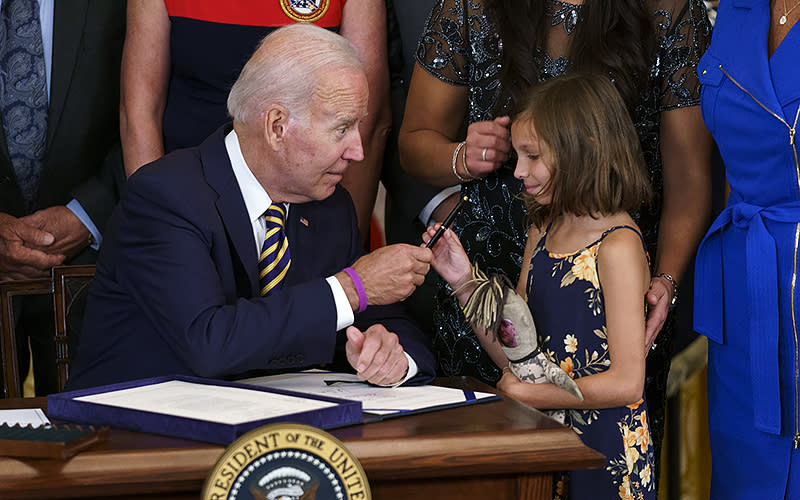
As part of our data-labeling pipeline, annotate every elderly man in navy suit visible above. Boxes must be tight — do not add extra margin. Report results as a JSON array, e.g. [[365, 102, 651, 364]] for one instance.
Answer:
[[66, 24, 436, 390]]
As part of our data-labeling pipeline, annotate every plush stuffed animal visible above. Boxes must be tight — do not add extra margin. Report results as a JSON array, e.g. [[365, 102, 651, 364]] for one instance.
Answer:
[[459, 264, 583, 408]]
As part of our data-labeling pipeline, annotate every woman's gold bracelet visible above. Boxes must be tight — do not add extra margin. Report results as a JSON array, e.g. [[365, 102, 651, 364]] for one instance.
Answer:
[[461, 142, 477, 180], [451, 141, 468, 182]]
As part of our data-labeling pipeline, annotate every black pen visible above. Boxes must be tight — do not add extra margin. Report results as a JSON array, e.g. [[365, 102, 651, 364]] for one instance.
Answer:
[[426, 195, 469, 249]]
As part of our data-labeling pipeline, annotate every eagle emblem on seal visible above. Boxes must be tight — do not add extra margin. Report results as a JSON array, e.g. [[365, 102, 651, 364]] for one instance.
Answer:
[[250, 467, 319, 500], [280, 0, 330, 22]]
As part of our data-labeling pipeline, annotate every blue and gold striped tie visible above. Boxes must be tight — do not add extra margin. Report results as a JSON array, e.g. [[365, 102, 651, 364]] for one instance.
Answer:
[[258, 203, 291, 296]]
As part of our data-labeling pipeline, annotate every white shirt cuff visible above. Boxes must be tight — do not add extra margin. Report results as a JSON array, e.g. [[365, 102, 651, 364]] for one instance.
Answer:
[[326, 275, 354, 331], [371, 353, 419, 388], [397, 353, 418, 386], [418, 185, 461, 226]]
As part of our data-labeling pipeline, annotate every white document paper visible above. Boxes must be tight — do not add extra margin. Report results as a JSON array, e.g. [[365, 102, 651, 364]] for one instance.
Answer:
[[239, 370, 498, 416], [0, 408, 51, 428], [75, 380, 337, 425]]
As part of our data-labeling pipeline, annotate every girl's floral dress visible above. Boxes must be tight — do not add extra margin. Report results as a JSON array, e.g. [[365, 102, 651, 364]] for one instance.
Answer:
[[526, 224, 655, 500]]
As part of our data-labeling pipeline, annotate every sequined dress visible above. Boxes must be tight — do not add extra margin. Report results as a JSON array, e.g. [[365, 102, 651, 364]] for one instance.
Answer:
[[416, 0, 712, 461], [527, 225, 655, 500]]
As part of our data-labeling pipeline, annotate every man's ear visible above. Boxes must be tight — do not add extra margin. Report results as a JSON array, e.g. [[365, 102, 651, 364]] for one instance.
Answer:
[[263, 104, 289, 151]]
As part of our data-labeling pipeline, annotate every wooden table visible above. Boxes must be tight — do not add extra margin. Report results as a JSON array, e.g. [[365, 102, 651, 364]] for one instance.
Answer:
[[0, 377, 604, 499]]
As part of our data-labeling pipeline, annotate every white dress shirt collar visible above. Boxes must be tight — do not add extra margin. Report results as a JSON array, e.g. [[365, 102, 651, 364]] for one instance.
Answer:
[[225, 129, 280, 250]]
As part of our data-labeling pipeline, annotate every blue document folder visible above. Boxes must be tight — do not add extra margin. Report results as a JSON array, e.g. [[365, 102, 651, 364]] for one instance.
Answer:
[[47, 375, 363, 445]]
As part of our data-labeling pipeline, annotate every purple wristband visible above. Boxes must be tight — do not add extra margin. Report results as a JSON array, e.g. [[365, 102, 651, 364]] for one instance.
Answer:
[[343, 267, 367, 313]]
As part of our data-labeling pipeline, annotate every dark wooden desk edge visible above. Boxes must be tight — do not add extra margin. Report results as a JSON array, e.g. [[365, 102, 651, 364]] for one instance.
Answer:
[[0, 377, 605, 498]]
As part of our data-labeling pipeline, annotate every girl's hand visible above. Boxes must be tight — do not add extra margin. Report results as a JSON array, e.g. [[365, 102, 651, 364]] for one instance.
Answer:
[[463, 116, 512, 178], [422, 223, 471, 291], [497, 367, 523, 396]]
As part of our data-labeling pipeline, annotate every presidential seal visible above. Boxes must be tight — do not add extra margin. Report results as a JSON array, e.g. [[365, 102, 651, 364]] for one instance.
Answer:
[[202, 423, 370, 500], [280, 0, 330, 23]]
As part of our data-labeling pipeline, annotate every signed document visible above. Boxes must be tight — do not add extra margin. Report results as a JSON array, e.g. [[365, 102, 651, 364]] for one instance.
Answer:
[[75, 380, 337, 425], [239, 370, 500, 417]]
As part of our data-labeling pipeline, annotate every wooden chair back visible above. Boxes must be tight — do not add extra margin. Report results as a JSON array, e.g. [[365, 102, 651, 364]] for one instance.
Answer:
[[0, 265, 95, 398], [52, 265, 96, 392]]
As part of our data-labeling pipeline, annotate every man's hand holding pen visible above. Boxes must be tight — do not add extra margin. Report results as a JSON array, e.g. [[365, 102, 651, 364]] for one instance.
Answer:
[[337, 244, 432, 310], [335, 195, 470, 312]]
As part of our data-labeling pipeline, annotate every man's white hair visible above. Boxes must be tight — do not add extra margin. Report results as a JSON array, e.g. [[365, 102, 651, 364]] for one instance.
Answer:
[[227, 23, 364, 125]]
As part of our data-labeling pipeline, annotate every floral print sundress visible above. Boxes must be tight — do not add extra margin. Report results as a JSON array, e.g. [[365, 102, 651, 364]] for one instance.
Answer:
[[526, 224, 655, 500]]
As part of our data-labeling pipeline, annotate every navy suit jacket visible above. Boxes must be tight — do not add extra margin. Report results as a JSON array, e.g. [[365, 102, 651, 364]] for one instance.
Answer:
[[66, 125, 435, 390]]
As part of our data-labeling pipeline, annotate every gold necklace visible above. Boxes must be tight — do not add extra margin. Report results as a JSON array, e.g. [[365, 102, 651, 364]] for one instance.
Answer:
[[781, 0, 800, 25]]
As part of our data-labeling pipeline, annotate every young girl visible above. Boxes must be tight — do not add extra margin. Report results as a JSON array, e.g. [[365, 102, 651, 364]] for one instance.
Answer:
[[424, 72, 655, 500]]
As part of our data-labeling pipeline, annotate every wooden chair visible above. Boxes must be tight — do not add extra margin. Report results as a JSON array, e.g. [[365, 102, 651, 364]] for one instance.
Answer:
[[52, 265, 96, 393], [0, 265, 95, 398], [0, 277, 51, 398]]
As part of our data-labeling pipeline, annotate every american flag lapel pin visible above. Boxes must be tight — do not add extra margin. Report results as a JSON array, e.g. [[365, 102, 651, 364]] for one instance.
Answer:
[[300, 217, 309, 227]]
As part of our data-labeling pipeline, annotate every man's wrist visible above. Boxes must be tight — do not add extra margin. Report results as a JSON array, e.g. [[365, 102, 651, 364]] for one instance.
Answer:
[[377, 353, 417, 387], [335, 271, 360, 311], [342, 267, 367, 313]]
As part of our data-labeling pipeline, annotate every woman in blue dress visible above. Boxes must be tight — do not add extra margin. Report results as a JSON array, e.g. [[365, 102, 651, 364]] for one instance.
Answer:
[[694, 1, 800, 498]]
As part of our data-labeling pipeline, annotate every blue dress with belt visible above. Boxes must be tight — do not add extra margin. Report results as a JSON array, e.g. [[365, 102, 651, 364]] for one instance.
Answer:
[[695, 2, 800, 498]]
